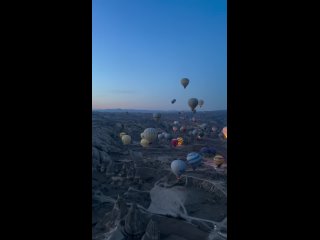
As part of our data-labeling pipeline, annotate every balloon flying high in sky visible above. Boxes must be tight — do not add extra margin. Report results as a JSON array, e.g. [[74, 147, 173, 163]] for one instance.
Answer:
[[92, 0, 227, 111]]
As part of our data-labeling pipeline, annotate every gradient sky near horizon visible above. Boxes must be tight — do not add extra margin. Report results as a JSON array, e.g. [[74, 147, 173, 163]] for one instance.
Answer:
[[93, 0, 226, 111]]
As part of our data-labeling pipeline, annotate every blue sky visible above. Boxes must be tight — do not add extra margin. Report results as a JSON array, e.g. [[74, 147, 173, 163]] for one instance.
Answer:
[[93, 0, 226, 111]]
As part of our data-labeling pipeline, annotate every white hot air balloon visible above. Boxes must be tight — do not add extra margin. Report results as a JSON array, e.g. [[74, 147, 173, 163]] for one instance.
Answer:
[[198, 99, 204, 108], [121, 135, 131, 145]]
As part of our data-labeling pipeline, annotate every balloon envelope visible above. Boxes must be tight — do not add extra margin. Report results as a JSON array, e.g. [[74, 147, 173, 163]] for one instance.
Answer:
[[213, 155, 225, 167], [198, 99, 204, 108], [188, 98, 198, 111], [171, 139, 178, 147], [119, 132, 127, 138], [140, 138, 150, 147], [171, 160, 187, 177], [171, 99, 176, 104], [153, 113, 161, 121], [180, 78, 190, 89], [143, 128, 157, 143], [177, 137, 183, 146], [180, 126, 186, 133], [222, 127, 227, 139], [164, 133, 171, 139], [186, 152, 202, 169], [121, 135, 131, 145], [200, 147, 216, 155]]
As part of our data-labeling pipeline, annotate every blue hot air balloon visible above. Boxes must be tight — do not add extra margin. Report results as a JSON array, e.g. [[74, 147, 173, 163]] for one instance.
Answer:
[[186, 152, 202, 170], [171, 160, 187, 178], [200, 147, 217, 155]]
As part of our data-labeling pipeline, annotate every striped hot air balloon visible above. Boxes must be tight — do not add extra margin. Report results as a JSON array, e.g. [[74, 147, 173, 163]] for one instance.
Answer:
[[213, 155, 225, 167], [143, 128, 157, 143], [186, 152, 202, 170]]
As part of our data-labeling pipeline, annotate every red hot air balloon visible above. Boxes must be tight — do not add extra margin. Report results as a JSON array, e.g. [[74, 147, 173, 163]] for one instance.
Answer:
[[171, 139, 178, 147]]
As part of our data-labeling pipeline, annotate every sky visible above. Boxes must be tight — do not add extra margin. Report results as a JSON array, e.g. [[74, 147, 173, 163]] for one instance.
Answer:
[[92, 0, 226, 111]]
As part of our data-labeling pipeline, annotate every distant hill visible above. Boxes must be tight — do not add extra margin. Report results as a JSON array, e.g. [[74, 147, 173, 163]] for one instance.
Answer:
[[93, 108, 227, 114]]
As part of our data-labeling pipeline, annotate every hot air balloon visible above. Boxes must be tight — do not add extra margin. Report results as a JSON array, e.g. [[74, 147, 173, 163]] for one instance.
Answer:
[[200, 147, 216, 156], [180, 126, 186, 133], [143, 128, 157, 143], [177, 137, 183, 146], [211, 126, 217, 132], [158, 133, 164, 140], [171, 139, 178, 147], [121, 135, 131, 145], [222, 127, 227, 139], [119, 132, 127, 138], [140, 132, 145, 139], [180, 78, 189, 89], [171, 160, 187, 179], [172, 126, 178, 133], [140, 139, 150, 148], [188, 98, 198, 112], [186, 152, 202, 170], [198, 99, 204, 108], [171, 99, 176, 104], [213, 155, 225, 167], [173, 121, 179, 125], [164, 133, 171, 139], [153, 113, 161, 122], [192, 129, 198, 136]]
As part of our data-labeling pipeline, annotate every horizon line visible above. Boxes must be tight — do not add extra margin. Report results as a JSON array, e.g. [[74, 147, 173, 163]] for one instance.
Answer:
[[92, 108, 227, 112]]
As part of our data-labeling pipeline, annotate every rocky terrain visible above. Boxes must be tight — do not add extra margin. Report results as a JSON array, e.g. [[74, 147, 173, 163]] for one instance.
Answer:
[[92, 111, 227, 240]]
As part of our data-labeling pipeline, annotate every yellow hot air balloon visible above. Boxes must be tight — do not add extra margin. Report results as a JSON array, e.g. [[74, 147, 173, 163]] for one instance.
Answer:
[[121, 135, 131, 145], [213, 155, 225, 167], [119, 132, 127, 138], [140, 138, 150, 147], [177, 137, 183, 146], [222, 127, 227, 139]]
